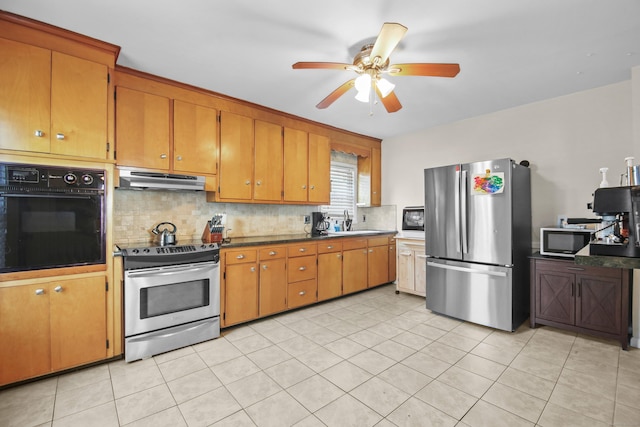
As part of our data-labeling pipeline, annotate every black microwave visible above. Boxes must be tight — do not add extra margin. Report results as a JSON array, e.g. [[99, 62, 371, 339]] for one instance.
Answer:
[[402, 206, 424, 231], [540, 227, 593, 258]]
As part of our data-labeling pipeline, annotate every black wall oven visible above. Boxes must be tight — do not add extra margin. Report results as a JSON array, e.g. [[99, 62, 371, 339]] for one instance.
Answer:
[[0, 163, 106, 273]]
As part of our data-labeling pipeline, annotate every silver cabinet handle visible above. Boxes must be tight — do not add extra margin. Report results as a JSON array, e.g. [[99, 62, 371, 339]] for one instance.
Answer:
[[369, 249, 374, 253], [176, 155, 182, 161], [299, 266, 306, 271], [302, 185, 307, 189], [256, 180, 262, 186], [250, 267, 256, 272], [327, 245, 333, 249], [299, 290, 306, 296], [160, 153, 167, 159], [54, 285, 63, 293], [34, 130, 44, 137], [262, 265, 267, 270], [337, 254, 342, 259], [35, 289, 45, 295], [245, 180, 251, 185], [389, 246, 395, 250], [299, 248, 306, 252], [310, 185, 315, 190], [236, 254, 245, 259], [56, 133, 65, 140], [269, 251, 277, 256]]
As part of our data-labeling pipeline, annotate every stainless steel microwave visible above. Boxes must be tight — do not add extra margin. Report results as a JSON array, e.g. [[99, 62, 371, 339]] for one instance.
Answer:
[[540, 227, 593, 258], [402, 206, 424, 231]]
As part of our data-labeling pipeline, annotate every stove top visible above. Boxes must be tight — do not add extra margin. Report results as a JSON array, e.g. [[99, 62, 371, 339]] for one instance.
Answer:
[[120, 241, 219, 257]]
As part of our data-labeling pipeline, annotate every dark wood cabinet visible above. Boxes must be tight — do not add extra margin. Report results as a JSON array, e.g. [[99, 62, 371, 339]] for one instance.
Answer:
[[530, 257, 630, 349]]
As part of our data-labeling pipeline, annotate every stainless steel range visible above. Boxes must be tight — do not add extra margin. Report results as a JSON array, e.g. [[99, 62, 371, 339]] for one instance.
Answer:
[[120, 242, 220, 362]]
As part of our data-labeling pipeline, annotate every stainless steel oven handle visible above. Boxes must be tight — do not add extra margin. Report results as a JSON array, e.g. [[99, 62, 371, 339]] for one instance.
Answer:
[[125, 261, 218, 278], [427, 261, 507, 277]]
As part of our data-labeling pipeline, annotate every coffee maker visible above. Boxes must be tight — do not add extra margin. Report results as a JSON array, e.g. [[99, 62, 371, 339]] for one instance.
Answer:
[[590, 186, 640, 257], [311, 211, 329, 236]]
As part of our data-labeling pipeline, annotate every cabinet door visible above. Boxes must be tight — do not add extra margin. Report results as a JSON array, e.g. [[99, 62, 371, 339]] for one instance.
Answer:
[[254, 120, 283, 202], [343, 248, 368, 294], [283, 128, 308, 202], [318, 252, 342, 301], [535, 269, 575, 324], [225, 263, 258, 325], [368, 245, 389, 287], [397, 246, 414, 292], [115, 86, 171, 170], [219, 111, 254, 200], [370, 146, 382, 206], [0, 284, 51, 385], [414, 250, 427, 296], [0, 38, 51, 153], [50, 277, 106, 371], [308, 133, 330, 204], [576, 274, 622, 334], [51, 52, 108, 159], [259, 258, 287, 316], [173, 100, 218, 175]]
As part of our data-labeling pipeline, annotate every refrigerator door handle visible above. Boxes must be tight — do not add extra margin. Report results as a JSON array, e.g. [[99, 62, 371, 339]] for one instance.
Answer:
[[427, 261, 508, 277], [455, 169, 461, 253], [461, 169, 468, 254]]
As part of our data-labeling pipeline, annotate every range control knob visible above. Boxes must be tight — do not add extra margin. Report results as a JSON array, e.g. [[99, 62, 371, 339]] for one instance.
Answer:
[[63, 173, 77, 185], [81, 174, 94, 185]]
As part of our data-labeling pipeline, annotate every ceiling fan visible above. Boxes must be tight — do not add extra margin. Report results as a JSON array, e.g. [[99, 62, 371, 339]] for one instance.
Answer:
[[292, 22, 460, 113]]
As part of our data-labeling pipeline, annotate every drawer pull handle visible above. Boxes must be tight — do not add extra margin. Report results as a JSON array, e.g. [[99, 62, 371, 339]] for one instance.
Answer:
[[54, 285, 63, 293], [299, 248, 306, 252], [35, 289, 45, 295], [269, 251, 277, 256], [369, 249, 373, 253], [236, 254, 245, 259], [56, 133, 65, 140], [160, 153, 167, 159], [299, 266, 306, 271], [567, 267, 585, 271], [34, 130, 44, 137], [299, 290, 306, 296], [327, 245, 333, 249]]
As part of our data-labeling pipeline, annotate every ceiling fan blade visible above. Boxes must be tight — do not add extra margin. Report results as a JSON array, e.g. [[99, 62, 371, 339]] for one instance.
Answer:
[[370, 23, 408, 65], [316, 79, 355, 109], [375, 87, 402, 113], [292, 62, 352, 70], [387, 63, 460, 77]]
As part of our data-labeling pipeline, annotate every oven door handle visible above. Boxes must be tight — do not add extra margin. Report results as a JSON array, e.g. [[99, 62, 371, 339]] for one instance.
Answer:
[[125, 261, 219, 278], [0, 193, 97, 199]]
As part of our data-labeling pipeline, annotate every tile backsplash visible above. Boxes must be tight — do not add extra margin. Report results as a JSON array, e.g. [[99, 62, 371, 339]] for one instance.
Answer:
[[113, 189, 396, 246]]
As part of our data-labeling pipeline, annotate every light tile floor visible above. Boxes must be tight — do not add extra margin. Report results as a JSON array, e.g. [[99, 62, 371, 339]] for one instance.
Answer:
[[2, 284, 640, 427]]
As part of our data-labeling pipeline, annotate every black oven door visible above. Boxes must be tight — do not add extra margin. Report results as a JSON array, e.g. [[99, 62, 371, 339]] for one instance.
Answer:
[[0, 193, 106, 273]]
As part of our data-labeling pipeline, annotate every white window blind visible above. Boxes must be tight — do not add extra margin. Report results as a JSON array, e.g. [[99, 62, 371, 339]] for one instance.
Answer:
[[324, 161, 357, 219]]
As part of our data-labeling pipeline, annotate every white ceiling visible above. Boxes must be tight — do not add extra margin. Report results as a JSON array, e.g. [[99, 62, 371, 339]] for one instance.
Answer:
[[2, 0, 639, 140]]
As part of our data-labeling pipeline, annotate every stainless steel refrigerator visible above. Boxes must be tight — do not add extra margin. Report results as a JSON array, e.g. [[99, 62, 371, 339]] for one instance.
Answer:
[[424, 158, 531, 331]]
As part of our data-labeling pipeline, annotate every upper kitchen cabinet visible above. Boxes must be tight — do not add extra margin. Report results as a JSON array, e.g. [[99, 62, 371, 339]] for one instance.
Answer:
[[283, 129, 330, 204], [0, 13, 119, 160], [356, 146, 382, 207], [114, 68, 219, 183]]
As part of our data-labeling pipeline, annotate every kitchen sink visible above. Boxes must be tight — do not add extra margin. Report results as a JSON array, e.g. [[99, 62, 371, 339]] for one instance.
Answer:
[[327, 230, 388, 235]]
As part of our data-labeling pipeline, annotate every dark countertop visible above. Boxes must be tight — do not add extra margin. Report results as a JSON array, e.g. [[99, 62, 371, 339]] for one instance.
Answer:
[[574, 245, 640, 269], [221, 230, 397, 249]]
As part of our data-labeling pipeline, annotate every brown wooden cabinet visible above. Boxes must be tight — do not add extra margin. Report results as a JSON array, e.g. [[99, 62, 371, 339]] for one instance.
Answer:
[[258, 246, 287, 316], [368, 236, 389, 288], [342, 238, 368, 295], [530, 257, 630, 349], [370, 146, 382, 206], [287, 243, 317, 308], [115, 85, 218, 177], [283, 129, 330, 204], [318, 241, 343, 301], [0, 38, 110, 159], [223, 248, 258, 326], [0, 276, 107, 386], [254, 120, 284, 202]]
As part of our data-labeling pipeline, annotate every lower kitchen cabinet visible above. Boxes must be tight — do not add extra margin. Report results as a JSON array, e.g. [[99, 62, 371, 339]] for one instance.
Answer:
[[368, 237, 389, 288], [223, 248, 258, 326], [530, 257, 630, 349], [343, 238, 368, 295], [258, 256, 287, 317], [287, 243, 317, 309], [318, 241, 343, 301], [396, 238, 427, 296], [0, 276, 107, 386]]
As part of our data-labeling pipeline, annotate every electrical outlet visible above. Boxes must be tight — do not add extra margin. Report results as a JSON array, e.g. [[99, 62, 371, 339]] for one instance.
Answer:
[[303, 215, 311, 224], [557, 214, 567, 227], [362, 214, 367, 222]]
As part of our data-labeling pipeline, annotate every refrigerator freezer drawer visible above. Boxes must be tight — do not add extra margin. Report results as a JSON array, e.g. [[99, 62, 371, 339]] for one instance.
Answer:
[[426, 259, 513, 331]]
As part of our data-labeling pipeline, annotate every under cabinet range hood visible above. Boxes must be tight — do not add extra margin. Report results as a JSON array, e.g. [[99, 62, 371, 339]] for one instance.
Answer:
[[117, 168, 205, 191]]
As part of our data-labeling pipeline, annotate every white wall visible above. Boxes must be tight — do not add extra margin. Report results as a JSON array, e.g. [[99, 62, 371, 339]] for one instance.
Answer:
[[382, 80, 634, 246]]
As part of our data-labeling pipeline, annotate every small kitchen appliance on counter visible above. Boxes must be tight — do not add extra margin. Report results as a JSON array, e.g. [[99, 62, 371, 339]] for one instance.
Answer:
[[311, 211, 329, 236], [398, 206, 425, 239], [152, 222, 177, 246], [120, 241, 220, 362], [590, 186, 640, 257]]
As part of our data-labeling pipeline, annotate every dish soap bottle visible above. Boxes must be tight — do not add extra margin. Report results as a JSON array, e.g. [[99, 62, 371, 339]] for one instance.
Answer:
[[599, 167, 609, 188]]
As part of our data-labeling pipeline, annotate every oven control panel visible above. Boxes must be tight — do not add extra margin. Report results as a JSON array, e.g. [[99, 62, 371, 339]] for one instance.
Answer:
[[122, 243, 219, 256]]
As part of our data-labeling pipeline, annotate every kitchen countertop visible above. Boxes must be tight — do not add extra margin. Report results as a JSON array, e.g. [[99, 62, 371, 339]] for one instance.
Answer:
[[221, 230, 397, 249], [574, 245, 640, 269]]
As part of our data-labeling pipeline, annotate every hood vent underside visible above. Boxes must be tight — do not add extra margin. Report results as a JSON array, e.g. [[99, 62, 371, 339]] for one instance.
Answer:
[[117, 168, 206, 191]]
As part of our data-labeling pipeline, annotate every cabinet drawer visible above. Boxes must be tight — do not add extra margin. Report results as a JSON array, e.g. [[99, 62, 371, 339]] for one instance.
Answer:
[[368, 236, 389, 247], [288, 255, 317, 282], [288, 243, 317, 257], [288, 279, 317, 309], [342, 238, 367, 250], [318, 241, 342, 254], [535, 259, 621, 279], [224, 248, 257, 265], [259, 246, 286, 260]]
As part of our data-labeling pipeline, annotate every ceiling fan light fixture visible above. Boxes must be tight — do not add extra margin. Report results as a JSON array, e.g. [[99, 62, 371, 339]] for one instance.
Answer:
[[376, 77, 395, 98], [354, 73, 372, 102], [354, 87, 370, 103]]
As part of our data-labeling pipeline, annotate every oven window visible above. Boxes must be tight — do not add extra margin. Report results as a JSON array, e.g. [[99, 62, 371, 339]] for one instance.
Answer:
[[0, 195, 105, 272], [140, 280, 210, 319]]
